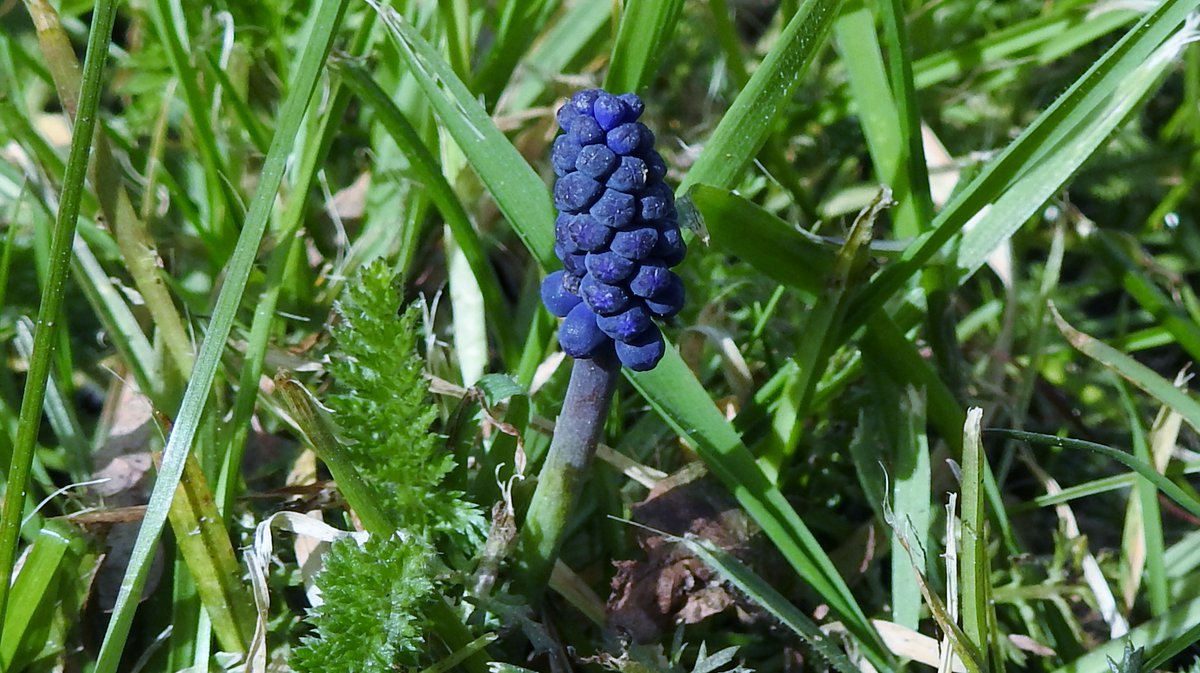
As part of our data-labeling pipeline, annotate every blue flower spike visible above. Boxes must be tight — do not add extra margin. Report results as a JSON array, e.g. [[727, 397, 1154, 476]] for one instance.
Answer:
[[543, 89, 685, 371]]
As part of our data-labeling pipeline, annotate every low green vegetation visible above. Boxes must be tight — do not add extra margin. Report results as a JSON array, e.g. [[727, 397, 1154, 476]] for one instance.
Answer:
[[2, 0, 1200, 671]]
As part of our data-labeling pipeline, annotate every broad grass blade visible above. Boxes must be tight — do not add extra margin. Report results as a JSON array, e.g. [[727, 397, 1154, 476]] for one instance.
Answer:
[[679, 0, 844, 194], [604, 0, 686, 93], [373, 1, 557, 268]]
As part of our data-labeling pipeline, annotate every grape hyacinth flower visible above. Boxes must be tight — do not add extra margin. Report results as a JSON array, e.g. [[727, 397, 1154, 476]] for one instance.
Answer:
[[541, 88, 685, 372], [518, 89, 685, 596]]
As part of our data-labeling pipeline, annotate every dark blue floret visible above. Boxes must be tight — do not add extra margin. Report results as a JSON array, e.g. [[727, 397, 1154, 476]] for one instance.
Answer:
[[611, 226, 658, 260], [639, 182, 673, 220], [593, 92, 630, 131], [596, 305, 652, 342], [554, 172, 603, 213], [552, 135, 583, 176], [569, 89, 601, 116], [618, 93, 644, 120], [544, 88, 684, 371], [641, 150, 667, 182], [653, 223, 686, 266], [559, 303, 608, 358], [590, 190, 636, 229], [616, 329, 665, 371], [585, 251, 636, 284], [608, 156, 647, 193], [566, 214, 612, 252], [579, 275, 630, 316], [541, 271, 582, 318], [607, 122, 647, 155], [644, 274, 684, 318], [569, 115, 605, 145], [556, 104, 579, 131], [629, 261, 673, 298], [556, 243, 587, 276], [576, 144, 618, 179]]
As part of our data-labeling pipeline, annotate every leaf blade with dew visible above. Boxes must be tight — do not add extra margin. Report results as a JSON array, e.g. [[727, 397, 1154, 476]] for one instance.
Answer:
[[847, 0, 1200, 329], [371, 0, 556, 268], [604, 0, 687, 93], [678, 0, 845, 194], [91, 1, 351, 669]]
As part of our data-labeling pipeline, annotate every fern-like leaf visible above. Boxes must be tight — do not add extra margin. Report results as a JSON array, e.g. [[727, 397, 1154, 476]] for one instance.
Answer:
[[324, 260, 484, 544], [290, 535, 435, 673]]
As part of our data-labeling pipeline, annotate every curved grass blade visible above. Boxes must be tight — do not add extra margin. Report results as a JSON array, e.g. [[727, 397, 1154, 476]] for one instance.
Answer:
[[371, 0, 557, 268], [988, 429, 1200, 521], [1051, 304, 1200, 434], [676, 532, 859, 673], [628, 354, 891, 668], [604, 0, 686, 94], [0, 522, 76, 670], [679, 0, 844, 194], [0, 0, 117, 626], [92, 2, 350, 669]]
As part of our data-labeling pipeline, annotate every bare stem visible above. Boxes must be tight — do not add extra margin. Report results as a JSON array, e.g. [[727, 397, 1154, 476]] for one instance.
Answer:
[[515, 356, 618, 597]]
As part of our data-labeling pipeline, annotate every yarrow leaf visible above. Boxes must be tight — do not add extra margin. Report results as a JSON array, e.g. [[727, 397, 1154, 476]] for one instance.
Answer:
[[324, 261, 485, 545], [290, 535, 437, 673]]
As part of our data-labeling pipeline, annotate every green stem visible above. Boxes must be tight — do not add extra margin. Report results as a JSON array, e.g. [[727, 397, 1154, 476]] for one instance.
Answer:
[[0, 0, 118, 628], [516, 356, 618, 597]]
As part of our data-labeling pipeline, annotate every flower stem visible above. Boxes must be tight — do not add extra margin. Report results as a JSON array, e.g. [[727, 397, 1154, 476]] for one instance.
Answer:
[[516, 356, 618, 597]]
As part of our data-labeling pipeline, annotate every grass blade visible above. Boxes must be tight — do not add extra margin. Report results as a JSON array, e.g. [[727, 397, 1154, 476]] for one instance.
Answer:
[[0, 522, 75, 670], [336, 59, 517, 362], [678, 0, 844, 194], [0, 0, 117, 626], [989, 429, 1200, 521], [162, 452, 255, 653], [960, 409, 995, 672], [91, 2, 350, 669], [373, 1, 557, 268], [1051, 304, 1200, 434], [604, 0, 686, 94]]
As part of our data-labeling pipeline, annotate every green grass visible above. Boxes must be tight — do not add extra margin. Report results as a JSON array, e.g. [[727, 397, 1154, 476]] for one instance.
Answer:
[[3, 0, 1200, 671]]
